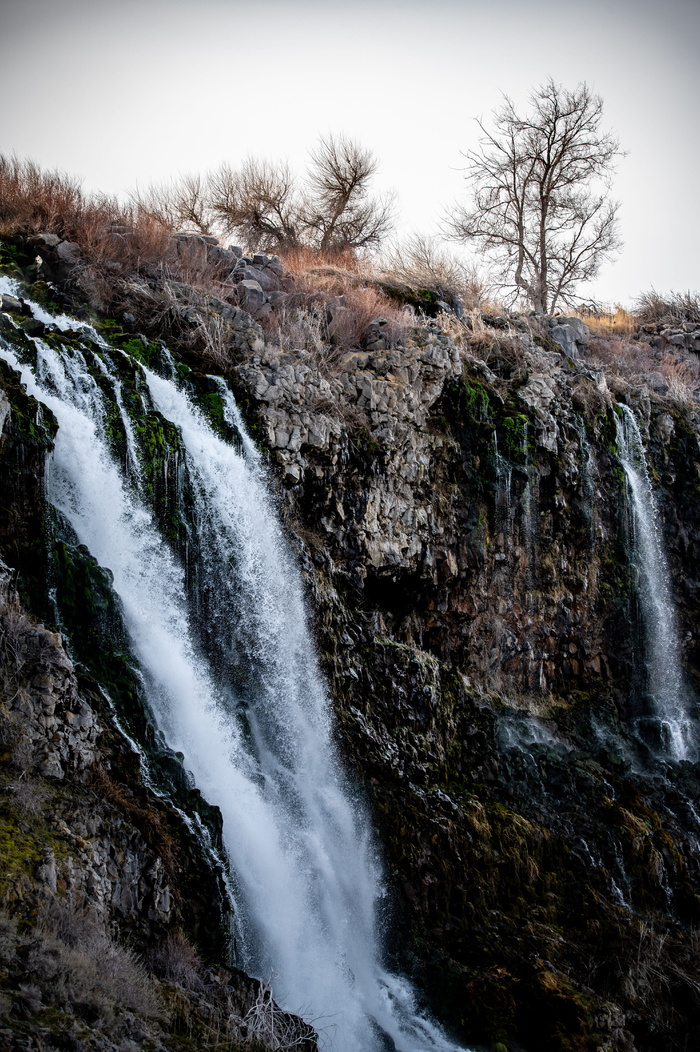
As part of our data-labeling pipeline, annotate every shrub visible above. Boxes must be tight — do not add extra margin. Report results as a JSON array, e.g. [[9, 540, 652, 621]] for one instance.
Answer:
[[634, 289, 700, 327], [150, 929, 204, 991], [587, 334, 700, 409], [0, 155, 83, 237], [33, 899, 163, 1020], [206, 135, 394, 256], [381, 233, 491, 313], [262, 281, 414, 370]]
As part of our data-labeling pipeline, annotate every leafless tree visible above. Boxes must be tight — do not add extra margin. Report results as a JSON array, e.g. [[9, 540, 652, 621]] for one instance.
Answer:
[[207, 158, 301, 251], [133, 173, 214, 235], [204, 136, 394, 255], [303, 134, 395, 254], [447, 80, 623, 313]]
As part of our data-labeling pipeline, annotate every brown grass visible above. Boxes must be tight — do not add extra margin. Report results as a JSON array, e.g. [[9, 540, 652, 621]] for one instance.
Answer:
[[262, 271, 415, 368], [278, 243, 368, 276], [587, 334, 700, 408], [577, 305, 637, 336]]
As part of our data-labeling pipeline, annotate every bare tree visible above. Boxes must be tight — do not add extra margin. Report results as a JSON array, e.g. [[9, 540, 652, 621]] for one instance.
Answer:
[[303, 134, 395, 254], [203, 136, 393, 256], [133, 173, 214, 234], [207, 158, 301, 252], [447, 80, 623, 313]]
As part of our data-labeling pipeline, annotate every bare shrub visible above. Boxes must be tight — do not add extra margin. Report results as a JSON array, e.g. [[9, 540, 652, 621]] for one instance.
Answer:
[[587, 334, 700, 408], [587, 334, 658, 380], [206, 135, 394, 256], [303, 133, 395, 254], [0, 153, 233, 313], [117, 278, 238, 368], [0, 154, 84, 236], [36, 899, 162, 1019], [209, 158, 301, 252], [133, 173, 214, 235], [382, 233, 491, 312], [267, 304, 327, 356], [634, 289, 700, 327], [659, 354, 700, 408], [150, 930, 204, 991], [0, 570, 32, 686], [243, 982, 316, 1050], [263, 268, 414, 371], [190, 310, 235, 370], [7, 777, 46, 815]]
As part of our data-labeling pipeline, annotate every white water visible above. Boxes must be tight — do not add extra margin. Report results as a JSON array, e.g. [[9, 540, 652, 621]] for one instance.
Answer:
[[0, 289, 466, 1051], [615, 405, 696, 760]]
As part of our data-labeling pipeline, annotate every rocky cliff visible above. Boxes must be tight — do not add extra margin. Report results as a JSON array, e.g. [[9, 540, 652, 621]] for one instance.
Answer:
[[1, 231, 700, 1052], [231, 308, 700, 1051]]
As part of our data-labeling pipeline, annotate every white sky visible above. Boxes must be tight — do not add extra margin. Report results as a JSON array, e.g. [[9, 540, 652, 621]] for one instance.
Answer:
[[1, 0, 698, 307]]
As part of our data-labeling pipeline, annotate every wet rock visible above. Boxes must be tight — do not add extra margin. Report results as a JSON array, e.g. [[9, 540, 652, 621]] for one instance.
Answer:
[[0, 294, 22, 314]]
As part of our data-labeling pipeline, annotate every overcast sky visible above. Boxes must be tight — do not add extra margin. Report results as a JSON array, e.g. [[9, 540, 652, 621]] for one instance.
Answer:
[[1, 0, 698, 307]]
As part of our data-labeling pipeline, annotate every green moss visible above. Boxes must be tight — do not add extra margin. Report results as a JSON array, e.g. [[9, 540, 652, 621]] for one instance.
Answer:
[[376, 281, 444, 317], [0, 235, 35, 277], [0, 785, 71, 901], [463, 379, 493, 423], [499, 413, 530, 463]]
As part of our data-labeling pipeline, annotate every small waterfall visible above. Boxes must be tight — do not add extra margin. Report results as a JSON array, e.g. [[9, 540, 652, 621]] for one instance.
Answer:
[[574, 415, 596, 547], [491, 431, 513, 534], [0, 280, 466, 1052], [615, 404, 696, 760], [519, 424, 539, 586]]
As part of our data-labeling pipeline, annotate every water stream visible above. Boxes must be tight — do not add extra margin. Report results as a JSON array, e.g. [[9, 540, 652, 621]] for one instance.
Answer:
[[0, 278, 465, 1052], [615, 404, 696, 760]]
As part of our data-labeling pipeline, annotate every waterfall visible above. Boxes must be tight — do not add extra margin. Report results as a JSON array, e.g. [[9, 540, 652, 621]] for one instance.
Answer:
[[0, 278, 466, 1052], [615, 404, 696, 761]]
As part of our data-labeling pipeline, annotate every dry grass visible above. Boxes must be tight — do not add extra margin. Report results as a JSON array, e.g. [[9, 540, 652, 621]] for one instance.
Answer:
[[279, 244, 368, 276], [587, 334, 700, 408], [577, 305, 637, 336], [634, 289, 700, 327], [263, 272, 415, 368], [34, 899, 163, 1020]]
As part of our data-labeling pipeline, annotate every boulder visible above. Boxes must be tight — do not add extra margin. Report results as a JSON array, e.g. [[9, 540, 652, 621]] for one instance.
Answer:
[[236, 279, 268, 316], [549, 316, 589, 357]]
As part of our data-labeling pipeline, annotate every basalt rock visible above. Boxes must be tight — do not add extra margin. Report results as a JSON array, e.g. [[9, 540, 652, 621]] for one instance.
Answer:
[[232, 319, 700, 1052]]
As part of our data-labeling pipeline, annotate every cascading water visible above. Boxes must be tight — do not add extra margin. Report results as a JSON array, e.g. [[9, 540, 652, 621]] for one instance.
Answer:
[[615, 404, 696, 760], [0, 276, 466, 1052]]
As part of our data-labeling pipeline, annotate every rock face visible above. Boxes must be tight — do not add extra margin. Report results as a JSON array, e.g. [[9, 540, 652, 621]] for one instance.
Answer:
[[232, 319, 700, 1052], [3, 233, 700, 1052]]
